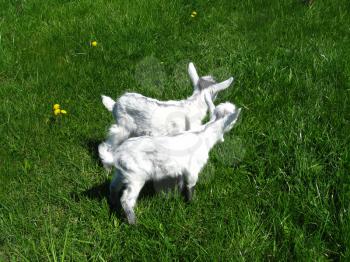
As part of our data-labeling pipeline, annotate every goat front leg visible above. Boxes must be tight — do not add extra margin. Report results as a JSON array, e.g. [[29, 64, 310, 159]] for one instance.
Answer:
[[182, 186, 195, 202], [182, 172, 198, 203], [178, 175, 192, 201], [120, 181, 145, 225]]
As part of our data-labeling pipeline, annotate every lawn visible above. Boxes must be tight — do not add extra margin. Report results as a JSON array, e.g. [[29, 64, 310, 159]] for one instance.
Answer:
[[0, 0, 349, 260]]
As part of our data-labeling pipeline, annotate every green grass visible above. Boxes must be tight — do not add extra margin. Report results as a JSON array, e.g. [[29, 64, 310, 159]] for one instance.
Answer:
[[1, 0, 349, 260]]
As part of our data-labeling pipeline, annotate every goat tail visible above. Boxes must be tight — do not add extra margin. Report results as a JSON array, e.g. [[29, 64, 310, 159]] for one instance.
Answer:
[[98, 142, 114, 171], [101, 95, 115, 112]]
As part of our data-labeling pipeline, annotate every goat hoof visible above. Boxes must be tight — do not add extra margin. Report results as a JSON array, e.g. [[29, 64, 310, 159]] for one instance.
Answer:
[[183, 187, 194, 203], [127, 217, 137, 225], [125, 210, 137, 225]]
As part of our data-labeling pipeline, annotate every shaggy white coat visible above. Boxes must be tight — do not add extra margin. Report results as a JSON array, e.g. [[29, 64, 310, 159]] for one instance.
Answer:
[[99, 102, 241, 224]]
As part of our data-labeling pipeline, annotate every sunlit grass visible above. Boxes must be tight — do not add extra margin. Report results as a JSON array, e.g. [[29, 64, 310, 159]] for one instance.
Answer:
[[0, 0, 349, 260]]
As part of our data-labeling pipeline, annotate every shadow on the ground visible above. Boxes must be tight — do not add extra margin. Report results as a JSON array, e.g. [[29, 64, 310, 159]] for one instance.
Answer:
[[83, 138, 104, 168], [71, 180, 158, 221]]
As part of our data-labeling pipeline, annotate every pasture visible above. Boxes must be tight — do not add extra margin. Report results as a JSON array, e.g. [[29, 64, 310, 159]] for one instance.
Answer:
[[0, 0, 349, 260]]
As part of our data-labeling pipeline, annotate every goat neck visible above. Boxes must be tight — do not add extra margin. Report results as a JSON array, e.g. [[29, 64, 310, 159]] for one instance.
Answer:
[[184, 90, 209, 119], [200, 118, 226, 150]]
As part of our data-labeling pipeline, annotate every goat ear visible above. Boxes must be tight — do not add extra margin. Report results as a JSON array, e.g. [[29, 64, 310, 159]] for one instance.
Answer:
[[211, 77, 234, 93], [188, 62, 199, 88], [204, 92, 215, 120], [223, 108, 241, 131]]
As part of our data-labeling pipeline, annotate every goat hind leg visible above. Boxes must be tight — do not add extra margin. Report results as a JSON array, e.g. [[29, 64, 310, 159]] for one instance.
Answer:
[[120, 181, 144, 225]]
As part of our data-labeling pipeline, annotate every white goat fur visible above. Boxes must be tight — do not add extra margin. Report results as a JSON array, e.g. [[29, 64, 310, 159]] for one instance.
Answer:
[[99, 63, 234, 164], [99, 102, 241, 224]]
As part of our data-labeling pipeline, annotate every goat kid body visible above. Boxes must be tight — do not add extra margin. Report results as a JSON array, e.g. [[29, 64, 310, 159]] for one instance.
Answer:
[[101, 104, 241, 224], [113, 91, 208, 137], [99, 63, 234, 161]]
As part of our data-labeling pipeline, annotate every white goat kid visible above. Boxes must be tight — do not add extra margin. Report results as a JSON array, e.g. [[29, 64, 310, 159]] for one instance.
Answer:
[[99, 63, 234, 165], [100, 102, 241, 224]]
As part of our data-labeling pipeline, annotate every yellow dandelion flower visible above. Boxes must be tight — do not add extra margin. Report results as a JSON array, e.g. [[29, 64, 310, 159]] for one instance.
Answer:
[[191, 11, 197, 18], [53, 104, 60, 110], [60, 109, 67, 114], [54, 109, 61, 115], [91, 41, 97, 47]]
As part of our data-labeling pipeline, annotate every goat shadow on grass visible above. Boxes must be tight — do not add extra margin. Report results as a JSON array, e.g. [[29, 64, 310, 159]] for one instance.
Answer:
[[82, 138, 104, 168], [71, 180, 158, 221]]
